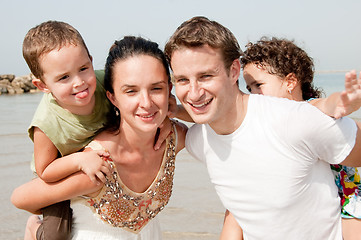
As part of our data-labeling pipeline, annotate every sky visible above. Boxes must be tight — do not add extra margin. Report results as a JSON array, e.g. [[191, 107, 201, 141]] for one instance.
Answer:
[[1, 0, 360, 77]]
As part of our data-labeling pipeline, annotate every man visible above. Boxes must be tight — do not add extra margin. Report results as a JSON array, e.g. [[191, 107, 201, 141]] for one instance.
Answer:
[[165, 16, 361, 239]]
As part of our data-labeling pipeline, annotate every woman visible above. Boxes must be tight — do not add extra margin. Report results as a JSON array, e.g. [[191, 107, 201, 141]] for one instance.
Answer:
[[12, 36, 187, 239]]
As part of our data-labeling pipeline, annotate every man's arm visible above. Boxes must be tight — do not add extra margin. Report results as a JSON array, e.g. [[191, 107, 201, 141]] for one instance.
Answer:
[[340, 121, 361, 167], [33, 127, 110, 183], [310, 70, 361, 118]]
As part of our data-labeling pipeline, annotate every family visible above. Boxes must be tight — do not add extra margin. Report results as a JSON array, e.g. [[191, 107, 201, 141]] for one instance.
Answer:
[[11, 16, 361, 240]]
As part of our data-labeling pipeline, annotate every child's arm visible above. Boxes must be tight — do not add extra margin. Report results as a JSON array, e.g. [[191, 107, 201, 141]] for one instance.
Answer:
[[220, 210, 243, 240], [33, 127, 110, 183], [310, 70, 361, 118]]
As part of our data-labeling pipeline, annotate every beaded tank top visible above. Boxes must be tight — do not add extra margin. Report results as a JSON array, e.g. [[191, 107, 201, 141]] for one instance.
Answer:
[[84, 125, 177, 233]]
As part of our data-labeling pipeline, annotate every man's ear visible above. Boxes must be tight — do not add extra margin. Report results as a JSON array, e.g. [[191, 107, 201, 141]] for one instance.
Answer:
[[32, 78, 51, 93], [230, 59, 241, 84], [285, 73, 298, 92]]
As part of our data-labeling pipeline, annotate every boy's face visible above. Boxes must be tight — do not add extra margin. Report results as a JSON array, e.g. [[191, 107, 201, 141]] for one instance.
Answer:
[[171, 45, 239, 127], [243, 63, 290, 99], [34, 44, 96, 115], [107, 55, 170, 133]]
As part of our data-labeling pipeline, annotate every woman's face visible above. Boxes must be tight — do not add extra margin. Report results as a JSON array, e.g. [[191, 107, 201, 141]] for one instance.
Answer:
[[107, 54, 170, 133]]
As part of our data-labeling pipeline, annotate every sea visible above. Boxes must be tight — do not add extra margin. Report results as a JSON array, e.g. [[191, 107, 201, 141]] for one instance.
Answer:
[[1, 72, 360, 239]]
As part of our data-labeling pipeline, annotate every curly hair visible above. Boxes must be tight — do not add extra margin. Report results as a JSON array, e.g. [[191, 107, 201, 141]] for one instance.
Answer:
[[240, 37, 322, 100]]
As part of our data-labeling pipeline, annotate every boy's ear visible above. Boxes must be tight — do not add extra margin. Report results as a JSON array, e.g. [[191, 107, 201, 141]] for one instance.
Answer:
[[285, 73, 298, 91], [32, 78, 51, 93]]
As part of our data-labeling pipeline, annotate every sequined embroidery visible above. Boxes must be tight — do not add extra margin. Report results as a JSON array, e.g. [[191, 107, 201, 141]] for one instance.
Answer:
[[86, 124, 177, 233]]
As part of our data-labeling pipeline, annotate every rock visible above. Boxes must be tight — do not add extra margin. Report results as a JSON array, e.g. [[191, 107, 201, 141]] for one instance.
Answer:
[[0, 74, 15, 82], [0, 73, 36, 95]]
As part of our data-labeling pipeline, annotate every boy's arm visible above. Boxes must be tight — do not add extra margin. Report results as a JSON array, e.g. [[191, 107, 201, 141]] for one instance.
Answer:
[[34, 127, 110, 183], [220, 210, 243, 240], [11, 171, 102, 214], [310, 70, 361, 118]]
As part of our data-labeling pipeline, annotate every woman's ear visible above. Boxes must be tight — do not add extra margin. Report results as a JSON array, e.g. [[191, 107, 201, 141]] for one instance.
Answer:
[[285, 73, 298, 92], [106, 91, 117, 107], [32, 79, 51, 93]]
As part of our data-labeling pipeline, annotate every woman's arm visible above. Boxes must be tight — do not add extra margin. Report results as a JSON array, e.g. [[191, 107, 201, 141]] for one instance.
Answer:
[[11, 171, 102, 214], [220, 210, 243, 240], [174, 120, 187, 154]]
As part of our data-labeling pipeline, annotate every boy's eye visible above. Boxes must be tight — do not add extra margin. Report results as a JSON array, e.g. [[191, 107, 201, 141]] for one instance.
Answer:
[[255, 83, 262, 88], [59, 75, 69, 81], [80, 67, 88, 72]]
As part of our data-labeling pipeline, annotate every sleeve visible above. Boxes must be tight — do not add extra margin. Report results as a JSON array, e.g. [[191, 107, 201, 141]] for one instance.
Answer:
[[185, 124, 206, 163], [284, 102, 357, 165]]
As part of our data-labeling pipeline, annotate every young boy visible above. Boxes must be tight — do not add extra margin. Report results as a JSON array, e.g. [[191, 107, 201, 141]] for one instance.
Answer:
[[22, 20, 111, 240], [20, 21, 172, 240]]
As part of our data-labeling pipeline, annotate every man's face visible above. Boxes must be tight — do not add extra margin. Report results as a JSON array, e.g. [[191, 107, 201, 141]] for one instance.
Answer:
[[171, 45, 238, 127]]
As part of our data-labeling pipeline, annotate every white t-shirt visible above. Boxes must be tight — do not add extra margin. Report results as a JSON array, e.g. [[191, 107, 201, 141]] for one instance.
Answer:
[[186, 94, 357, 240]]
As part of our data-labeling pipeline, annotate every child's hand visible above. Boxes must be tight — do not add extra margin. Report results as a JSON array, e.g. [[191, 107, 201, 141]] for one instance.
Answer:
[[78, 150, 111, 184], [334, 70, 361, 119], [154, 117, 172, 150]]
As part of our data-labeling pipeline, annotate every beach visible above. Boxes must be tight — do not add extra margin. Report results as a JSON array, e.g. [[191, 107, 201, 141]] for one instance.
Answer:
[[0, 93, 225, 240], [2, 72, 361, 239]]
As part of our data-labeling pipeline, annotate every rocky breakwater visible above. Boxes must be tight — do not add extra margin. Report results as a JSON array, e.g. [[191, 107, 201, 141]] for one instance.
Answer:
[[0, 74, 38, 95]]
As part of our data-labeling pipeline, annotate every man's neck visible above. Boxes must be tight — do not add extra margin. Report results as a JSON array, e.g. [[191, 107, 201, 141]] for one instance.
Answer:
[[209, 91, 248, 135]]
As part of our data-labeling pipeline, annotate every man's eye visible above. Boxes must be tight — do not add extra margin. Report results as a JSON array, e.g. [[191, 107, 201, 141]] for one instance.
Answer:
[[176, 78, 188, 83]]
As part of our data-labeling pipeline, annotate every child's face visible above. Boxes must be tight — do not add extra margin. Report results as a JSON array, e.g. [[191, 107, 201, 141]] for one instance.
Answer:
[[107, 54, 169, 133], [36, 44, 96, 115], [243, 63, 290, 99]]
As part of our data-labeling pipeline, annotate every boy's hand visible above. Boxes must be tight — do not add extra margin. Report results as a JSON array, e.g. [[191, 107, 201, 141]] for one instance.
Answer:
[[334, 70, 361, 119], [78, 150, 111, 184], [154, 117, 172, 150]]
